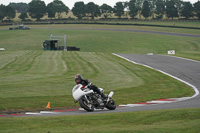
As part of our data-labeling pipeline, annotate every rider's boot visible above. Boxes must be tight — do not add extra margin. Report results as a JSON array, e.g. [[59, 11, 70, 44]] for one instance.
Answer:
[[100, 93, 108, 100], [101, 93, 110, 105]]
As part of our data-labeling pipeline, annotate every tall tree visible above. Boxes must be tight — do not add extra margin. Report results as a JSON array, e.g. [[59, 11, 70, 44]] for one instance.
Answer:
[[5, 6, 16, 20], [100, 4, 113, 19], [0, 4, 6, 21], [181, 2, 193, 19], [114, 2, 124, 18], [136, 0, 144, 19], [51, 0, 69, 19], [72, 2, 86, 20], [173, 0, 183, 18], [194, 1, 200, 19], [166, 0, 178, 19], [123, 2, 129, 18], [128, 0, 138, 19], [155, 0, 165, 19], [85, 2, 101, 19], [8, 2, 28, 13], [28, 0, 46, 21], [141, 1, 151, 19], [47, 2, 55, 19], [19, 12, 28, 21], [149, 0, 157, 18]]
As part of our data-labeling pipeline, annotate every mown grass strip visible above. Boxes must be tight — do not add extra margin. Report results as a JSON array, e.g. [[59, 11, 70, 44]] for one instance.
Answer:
[[0, 108, 199, 133]]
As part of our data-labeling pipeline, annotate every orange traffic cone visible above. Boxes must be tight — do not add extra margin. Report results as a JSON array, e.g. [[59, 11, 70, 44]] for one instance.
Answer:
[[46, 102, 51, 109]]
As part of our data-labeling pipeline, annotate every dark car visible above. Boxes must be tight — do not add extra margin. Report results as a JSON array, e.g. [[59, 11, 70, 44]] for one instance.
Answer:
[[9, 24, 30, 30]]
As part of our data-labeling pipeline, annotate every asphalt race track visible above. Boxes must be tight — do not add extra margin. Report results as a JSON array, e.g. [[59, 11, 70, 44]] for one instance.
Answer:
[[1, 27, 200, 38], [29, 28, 200, 38], [1, 54, 199, 117], [114, 54, 200, 110], [44, 54, 200, 116]]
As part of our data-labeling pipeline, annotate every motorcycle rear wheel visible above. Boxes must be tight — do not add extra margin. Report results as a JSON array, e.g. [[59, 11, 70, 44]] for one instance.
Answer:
[[105, 99, 116, 110], [79, 98, 94, 112]]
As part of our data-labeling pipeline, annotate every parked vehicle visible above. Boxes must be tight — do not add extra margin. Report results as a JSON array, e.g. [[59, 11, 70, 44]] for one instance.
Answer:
[[9, 24, 30, 30]]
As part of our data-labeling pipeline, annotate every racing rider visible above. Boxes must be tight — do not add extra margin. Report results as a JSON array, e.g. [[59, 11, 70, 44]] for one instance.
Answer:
[[74, 74, 107, 99]]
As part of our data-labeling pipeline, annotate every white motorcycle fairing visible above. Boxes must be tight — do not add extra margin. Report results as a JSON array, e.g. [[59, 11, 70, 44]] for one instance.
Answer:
[[72, 84, 94, 101]]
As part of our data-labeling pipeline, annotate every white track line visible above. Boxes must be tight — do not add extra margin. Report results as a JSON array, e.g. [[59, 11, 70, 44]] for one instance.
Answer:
[[147, 101, 173, 104], [25, 111, 60, 115], [40, 111, 59, 114], [112, 53, 199, 105], [119, 104, 145, 107], [25, 112, 41, 115]]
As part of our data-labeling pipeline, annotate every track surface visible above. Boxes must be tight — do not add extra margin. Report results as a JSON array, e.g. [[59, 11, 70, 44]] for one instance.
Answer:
[[62, 28, 200, 38], [115, 54, 200, 110], [1, 27, 200, 38], [51, 54, 200, 116], [1, 54, 199, 117]]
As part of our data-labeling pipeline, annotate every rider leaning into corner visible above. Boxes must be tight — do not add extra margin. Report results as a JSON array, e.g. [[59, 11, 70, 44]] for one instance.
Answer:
[[74, 74, 108, 99]]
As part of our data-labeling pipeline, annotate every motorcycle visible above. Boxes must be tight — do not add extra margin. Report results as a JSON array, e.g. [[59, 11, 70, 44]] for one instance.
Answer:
[[72, 83, 116, 112]]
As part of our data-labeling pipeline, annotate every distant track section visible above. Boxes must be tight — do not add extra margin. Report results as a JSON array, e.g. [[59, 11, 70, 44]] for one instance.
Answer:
[[34, 27, 200, 38], [1, 27, 200, 38]]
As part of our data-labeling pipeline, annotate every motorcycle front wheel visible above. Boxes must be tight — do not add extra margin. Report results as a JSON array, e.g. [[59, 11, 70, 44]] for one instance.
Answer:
[[105, 99, 116, 110], [79, 97, 94, 112]]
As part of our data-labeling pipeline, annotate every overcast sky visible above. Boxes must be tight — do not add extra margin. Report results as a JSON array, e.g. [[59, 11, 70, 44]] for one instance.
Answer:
[[0, 0, 198, 9]]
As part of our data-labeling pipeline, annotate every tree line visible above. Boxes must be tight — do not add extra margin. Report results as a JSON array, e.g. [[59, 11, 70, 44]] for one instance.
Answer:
[[0, 0, 200, 22]]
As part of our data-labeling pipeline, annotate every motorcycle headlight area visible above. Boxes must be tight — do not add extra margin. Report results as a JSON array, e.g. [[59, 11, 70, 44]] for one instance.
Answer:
[[72, 84, 82, 93]]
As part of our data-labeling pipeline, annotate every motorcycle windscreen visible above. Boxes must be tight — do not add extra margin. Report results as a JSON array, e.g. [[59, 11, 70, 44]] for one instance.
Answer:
[[72, 84, 82, 93], [73, 88, 94, 101]]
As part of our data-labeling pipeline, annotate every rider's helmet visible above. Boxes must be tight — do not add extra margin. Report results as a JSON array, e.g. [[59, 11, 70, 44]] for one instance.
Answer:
[[75, 74, 83, 84]]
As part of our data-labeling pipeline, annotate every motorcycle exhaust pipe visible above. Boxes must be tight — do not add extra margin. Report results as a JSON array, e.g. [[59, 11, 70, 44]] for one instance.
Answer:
[[108, 91, 114, 98]]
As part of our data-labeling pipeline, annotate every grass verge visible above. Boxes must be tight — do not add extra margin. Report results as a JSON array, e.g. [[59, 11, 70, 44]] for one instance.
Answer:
[[0, 108, 200, 133]]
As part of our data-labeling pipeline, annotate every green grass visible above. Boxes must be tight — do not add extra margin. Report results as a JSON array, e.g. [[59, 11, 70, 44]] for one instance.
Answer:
[[98, 20, 200, 28], [0, 24, 200, 60], [0, 51, 193, 112], [1, 23, 200, 35], [0, 24, 199, 112], [0, 108, 200, 133], [0, 24, 199, 132]]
